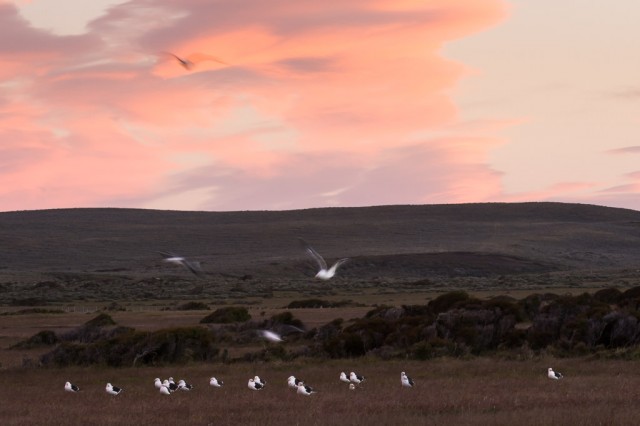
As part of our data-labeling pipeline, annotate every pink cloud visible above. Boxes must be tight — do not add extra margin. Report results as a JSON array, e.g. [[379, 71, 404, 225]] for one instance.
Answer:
[[0, 0, 510, 211]]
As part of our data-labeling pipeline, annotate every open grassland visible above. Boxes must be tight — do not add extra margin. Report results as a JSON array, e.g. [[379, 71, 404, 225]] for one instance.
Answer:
[[2, 358, 640, 425]]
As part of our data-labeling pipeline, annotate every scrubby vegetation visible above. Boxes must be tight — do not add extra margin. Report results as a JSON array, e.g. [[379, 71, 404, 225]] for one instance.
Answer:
[[199, 306, 251, 324], [18, 287, 640, 368]]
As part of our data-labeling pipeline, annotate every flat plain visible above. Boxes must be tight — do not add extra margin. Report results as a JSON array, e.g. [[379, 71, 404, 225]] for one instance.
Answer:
[[2, 202, 640, 424]]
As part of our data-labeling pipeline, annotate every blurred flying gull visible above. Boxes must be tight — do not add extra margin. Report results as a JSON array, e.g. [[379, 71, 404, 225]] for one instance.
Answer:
[[158, 251, 204, 278], [258, 324, 305, 343], [298, 238, 349, 280], [163, 52, 226, 70]]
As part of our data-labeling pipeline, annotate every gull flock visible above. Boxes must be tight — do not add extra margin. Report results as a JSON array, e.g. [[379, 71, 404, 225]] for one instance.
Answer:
[[63, 368, 564, 398]]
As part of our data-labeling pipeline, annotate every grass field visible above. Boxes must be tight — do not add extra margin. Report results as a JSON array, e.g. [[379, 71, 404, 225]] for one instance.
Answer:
[[2, 358, 640, 425]]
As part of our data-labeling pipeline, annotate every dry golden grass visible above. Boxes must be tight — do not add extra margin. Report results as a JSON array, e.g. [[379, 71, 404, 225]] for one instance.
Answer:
[[2, 358, 640, 425]]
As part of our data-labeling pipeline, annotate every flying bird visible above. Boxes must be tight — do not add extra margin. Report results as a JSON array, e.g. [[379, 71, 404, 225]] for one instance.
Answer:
[[248, 378, 263, 391], [401, 371, 414, 388], [158, 251, 204, 278], [105, 383, 123, 396], [64, 381, 80, 393], [209, 377, 223, 387], [298, 238, 349, 280], [296, 383, 316, 396], [258, 329, 285, 343], [548, 367, 563, 380], [163, 52, 226, 71]]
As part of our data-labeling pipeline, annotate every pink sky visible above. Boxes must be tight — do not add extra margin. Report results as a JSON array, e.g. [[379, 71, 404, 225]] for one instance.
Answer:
[[2, 0, 640, 212]]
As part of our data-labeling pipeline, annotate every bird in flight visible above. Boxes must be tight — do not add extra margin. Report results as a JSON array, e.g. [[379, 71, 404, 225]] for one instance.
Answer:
[[163, 52, 226, 71], [298, 238, 349, 280], [158, 251, 205, 278]]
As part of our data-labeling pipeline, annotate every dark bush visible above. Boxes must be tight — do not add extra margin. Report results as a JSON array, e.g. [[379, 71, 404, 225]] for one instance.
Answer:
[[84, 313, 116, 327], [593, 288, 622, 304], [428, 291, 470, 315], [12, 330, 60, 349], [177, 301, 210, 311], [268, 311, 304, 328], [200, 306, 250, 324], [41, 326, 219, 367]]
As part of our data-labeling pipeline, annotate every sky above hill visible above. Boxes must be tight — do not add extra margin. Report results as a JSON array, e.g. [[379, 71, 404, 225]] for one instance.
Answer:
[[2, 0, 640, 212]]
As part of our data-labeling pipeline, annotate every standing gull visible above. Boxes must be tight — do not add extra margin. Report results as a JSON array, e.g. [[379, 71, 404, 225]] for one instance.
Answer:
[[248, 378, 263, 391], [349, 372, 365, 384], [209, 377, 223, 387], [548, 367, 563, 380], [401, 372, 414, 388], [254, 376, 266, 387], [159, 385, 171, 395], [288, 376, 303, 389], [339, 372, 351, 383], [64, 382, 80, 393], [154, 378, 162, 390], [297, 383, 316, 396], [178, 379, 193, 391], [299, 238, 349, 280], [105, 383, 123, 395], [158, 251, 204, 278]]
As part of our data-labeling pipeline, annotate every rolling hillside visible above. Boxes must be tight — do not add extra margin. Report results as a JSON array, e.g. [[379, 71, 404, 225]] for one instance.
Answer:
[[1, 202, 640, 303]]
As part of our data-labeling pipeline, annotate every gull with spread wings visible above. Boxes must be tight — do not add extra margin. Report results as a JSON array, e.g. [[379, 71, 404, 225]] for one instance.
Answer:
[[298, 238, 349, 280], [158, 251, 205, 278]]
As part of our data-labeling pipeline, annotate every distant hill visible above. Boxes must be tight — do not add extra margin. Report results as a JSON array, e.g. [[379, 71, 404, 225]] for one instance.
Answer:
[[1, 202, 639, 281]]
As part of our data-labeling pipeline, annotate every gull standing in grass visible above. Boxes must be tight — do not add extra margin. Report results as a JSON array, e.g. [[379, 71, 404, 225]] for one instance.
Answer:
[[298, 238, 349, 280], [254, 376, 266, 387], [339, 372, 351, 383], [248, 378, 264, 391], [159, 385, 171, 395], [158, 251, 204, 278], [163, 379, 178, 392], [209, 377, 223, 387], [106, 383, 123, 395], [548, 367, 563, 380], [64, 382, 80, 393], [178, 379, 193, 390], [297, 383, 316, 396], [349, 372, 365, 384], [401, 372, 414, 388], [288, 376, 303, 389], [154, 378, 163, 390]]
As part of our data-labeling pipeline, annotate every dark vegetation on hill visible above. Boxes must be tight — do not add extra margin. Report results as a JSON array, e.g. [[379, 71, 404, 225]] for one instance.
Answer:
[[19, 287, 640, 367], [1, 202, 640, 304]]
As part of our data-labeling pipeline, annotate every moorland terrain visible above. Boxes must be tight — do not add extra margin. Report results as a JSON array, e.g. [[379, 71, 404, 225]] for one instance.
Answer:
[[2, 202, 640, 425]]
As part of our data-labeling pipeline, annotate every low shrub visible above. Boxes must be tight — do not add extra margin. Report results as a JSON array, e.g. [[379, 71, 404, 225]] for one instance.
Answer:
[[200, 307, 250, 324]]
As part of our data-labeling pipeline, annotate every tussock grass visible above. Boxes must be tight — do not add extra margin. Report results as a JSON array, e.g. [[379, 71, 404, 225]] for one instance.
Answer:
[[2, 359, 640, 425]]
